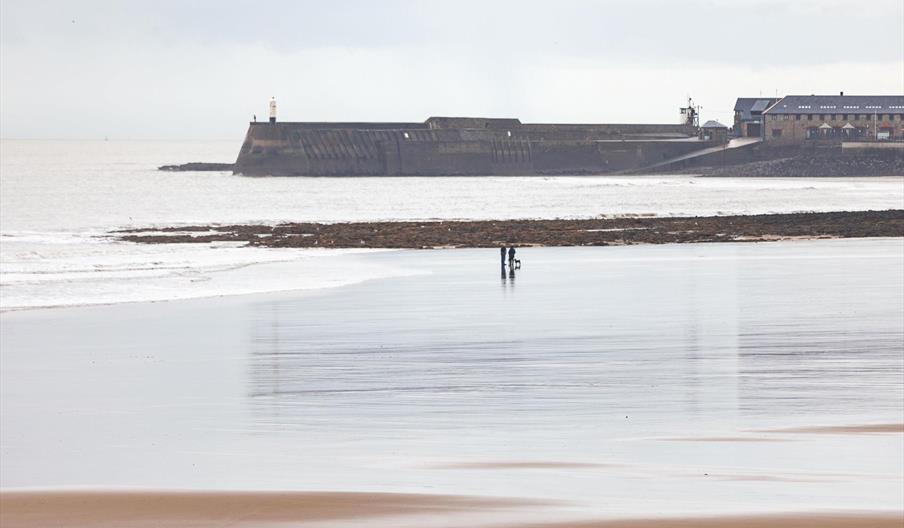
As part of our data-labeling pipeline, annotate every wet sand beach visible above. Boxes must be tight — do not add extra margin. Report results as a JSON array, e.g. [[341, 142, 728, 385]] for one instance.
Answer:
[[1, 490, 901, 528], [508, 513, 904, 528], [0, 490, 532, 527], [2, 239, 902, 525], [755, 423, 904, 435]]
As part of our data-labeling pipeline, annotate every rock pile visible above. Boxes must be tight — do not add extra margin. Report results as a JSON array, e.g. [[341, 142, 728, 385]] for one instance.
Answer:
[[115, 210, 904, 249]]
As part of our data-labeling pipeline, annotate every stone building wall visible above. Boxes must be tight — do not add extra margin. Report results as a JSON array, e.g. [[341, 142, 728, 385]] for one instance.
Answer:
[[764, 112, 904, 144]]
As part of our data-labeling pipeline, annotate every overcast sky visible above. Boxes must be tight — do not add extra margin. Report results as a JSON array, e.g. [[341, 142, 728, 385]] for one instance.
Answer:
[[2, 0, 903, 140]]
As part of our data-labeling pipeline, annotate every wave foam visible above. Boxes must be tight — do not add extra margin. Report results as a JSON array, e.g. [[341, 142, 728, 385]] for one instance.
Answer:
[[1, 233, 418, 311]]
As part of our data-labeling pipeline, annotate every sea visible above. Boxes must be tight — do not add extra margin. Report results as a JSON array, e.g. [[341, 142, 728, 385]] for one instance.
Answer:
[[1, 139, 903, 520], [1, 139, 903, 310]]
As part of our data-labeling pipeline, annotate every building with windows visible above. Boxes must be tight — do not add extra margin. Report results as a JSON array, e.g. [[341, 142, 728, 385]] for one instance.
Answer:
[[733, 97, 779, 138], [762, 94, 904, 143]]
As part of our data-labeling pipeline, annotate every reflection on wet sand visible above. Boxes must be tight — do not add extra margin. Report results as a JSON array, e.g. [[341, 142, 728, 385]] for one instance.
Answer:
[[2, 241, 901, 522], [498, 513, 904, 528], [432, 461, 614, 470], [705, 474, 831, 483], [238, 242, 902, 516], [661, 436, 790, 442], [754, 423, 904, 434]]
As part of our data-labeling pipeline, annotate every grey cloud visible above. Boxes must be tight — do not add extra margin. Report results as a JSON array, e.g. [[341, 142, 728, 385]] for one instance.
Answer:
[[1, 0, 901, 139], [3, 0, 903, 65]]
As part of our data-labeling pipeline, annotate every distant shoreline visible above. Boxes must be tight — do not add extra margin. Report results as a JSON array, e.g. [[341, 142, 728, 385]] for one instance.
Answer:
[[115, 210, 904, 249]]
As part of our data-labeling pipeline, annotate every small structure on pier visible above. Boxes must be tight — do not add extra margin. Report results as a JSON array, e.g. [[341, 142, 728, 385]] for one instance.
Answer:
[[700, 120, 729, 143]]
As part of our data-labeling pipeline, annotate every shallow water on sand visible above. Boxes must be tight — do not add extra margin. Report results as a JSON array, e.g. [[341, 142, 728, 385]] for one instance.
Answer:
[[3, 139, 904, 310], [1, 239, 902, 517]]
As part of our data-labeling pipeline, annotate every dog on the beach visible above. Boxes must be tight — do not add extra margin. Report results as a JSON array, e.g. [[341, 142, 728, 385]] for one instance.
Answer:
[[513, 259, 521, 270]]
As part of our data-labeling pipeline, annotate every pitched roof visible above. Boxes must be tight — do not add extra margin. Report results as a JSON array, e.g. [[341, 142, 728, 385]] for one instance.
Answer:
[[765, 95, 904, 114], [750, 100, 772, 112], [702, 120, 727, 128], [734, 97, 778, 120]]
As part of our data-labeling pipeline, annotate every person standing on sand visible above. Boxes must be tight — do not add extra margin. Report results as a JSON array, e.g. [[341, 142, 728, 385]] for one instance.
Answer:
[[508, 246, 516, 268], [500, 247, 507, 267]]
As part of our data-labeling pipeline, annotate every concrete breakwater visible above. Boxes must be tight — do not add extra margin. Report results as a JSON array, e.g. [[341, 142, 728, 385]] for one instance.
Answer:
[[232, 117, 708, 176]]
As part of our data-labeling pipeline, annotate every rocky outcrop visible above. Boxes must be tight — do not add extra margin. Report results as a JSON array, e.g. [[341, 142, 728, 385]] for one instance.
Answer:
[[158, 162, 234, 172], [115, 210, 904, 249], [663, 145, 904, 177], [693, 152, 904, 177]]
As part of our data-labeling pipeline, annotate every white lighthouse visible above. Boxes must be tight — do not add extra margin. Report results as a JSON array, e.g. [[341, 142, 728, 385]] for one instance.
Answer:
[[269, 97, 277, 123]]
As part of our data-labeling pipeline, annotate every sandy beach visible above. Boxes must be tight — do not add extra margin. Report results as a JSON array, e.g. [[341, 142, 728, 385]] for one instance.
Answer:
[[0, 490, 529, 527], [756, 423, 904, 435], [2, 240, 902, 525], [1, 490, 901, 527], [510, 513, 904, 528]]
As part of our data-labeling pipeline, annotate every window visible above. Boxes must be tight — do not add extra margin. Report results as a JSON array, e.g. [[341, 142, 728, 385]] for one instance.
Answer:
[[772, 129, 782, 138], [819, 114, 825, 120], [807, 114, 813, 121], [795, 114, 801, 120], [842, 114, 847, 120]]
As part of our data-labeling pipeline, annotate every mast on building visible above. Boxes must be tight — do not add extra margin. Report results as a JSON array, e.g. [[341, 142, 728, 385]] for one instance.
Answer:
[[679, 96, 701, 128]]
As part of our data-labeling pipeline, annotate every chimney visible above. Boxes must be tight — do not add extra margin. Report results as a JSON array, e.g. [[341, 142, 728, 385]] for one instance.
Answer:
[[840, 91, 844, 96]]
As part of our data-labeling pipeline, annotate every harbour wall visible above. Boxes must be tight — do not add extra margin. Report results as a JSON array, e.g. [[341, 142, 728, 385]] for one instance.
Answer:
[[233, 118, 707, 176], [652, 142, 904, 177]]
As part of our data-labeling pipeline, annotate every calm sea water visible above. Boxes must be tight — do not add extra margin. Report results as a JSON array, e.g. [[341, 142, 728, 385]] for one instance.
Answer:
[[1, 241, 902, 517], [1, 140, 902, 518], [1, 139, 903, 309]]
